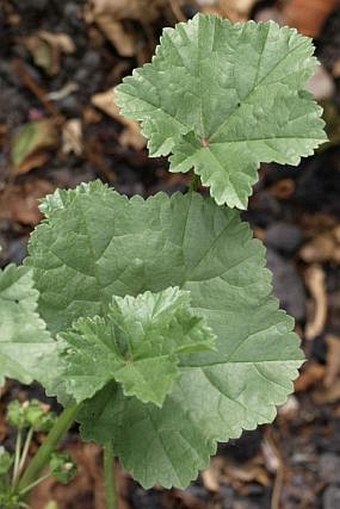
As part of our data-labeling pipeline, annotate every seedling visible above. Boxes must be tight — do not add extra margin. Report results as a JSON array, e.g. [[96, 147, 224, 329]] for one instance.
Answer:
[[0, 399, 76, 508], [0, 14, 326, 508]]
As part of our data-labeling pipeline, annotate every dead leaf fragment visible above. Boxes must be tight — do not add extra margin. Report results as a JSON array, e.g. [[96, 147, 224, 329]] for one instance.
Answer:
[[11, 119, 59, 174], [333, 60, 340, 78], [0, 180, 55, 225], [201, 458, 222, 492], [62, 119, 83, 156], [198, 0, 258, 21], [304, 264, 328, 340], [23, 31, 75, 75], [31, 443, 106, 509], [86, 0, 169, 56], [223, 460, 270, 486], [300, 226, 340, 264], [282, 0, 339, 37], [46, 82, 79, 101], [313, 379, 340, 403], [39, 31, 76, 54], [92, 89, 145, 150], [324, 334, 340, 388], [94, 18, 136, 57], [24, 36, 51, 74], [294, 361, 326, 392], [87, 0, 167, 23]]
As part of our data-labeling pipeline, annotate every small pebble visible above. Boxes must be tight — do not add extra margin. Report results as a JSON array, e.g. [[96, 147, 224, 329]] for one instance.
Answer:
[[323, 485, 340, 509], [319, 453, 340, 484], [264, 222, 303, 256], [266, 249, 306, 322]]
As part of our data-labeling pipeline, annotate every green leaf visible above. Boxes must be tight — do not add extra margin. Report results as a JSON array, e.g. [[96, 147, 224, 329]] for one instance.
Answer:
[[59, 287, 216, 406], [116, 14, 327, 208], [0, 446, 13, 475], [0, 265, 56, 388], [27, 182, 304, 488]]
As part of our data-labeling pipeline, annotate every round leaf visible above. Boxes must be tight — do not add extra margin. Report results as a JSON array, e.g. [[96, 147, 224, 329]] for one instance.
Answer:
[[27, 182, 303, 488], [116, 14, 327, 208]]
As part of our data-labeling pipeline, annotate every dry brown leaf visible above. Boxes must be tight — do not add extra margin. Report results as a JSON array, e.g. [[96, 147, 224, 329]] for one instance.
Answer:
[[261, 437, 280, 473], [62, 119, 83, 156], [23, 31, 75, 75], [312, 379, 340, 403], [171, 490, 207, 509], [94, 18, 136, 56], [294, 361, 326, 392], [282, 0, 339, 37], [324, 334, 340, 388], [268, 178, 296, 200], [299, 212, 338, 237], [46, 82, 79, 101], [0, 124, 7, 148], [11, 119, 59, 175], [201, 457, 223, 492], [198, 0, 258, 21], [333, 60, 340, 78], [87, 0, 167, 23], [86, 0, 168, 56], [220, 456, 271, 487], [39, 31, 76, 54], [304, 264, 328, 340], [31, 443, 106, 509], [0, 180, 55, 226], [15, 152, 51, 175], [23, 35, 51, 75], [300, 227, 340, 264], [224, 462, 270, 486], [92, 89, 146, 150], [83, 106, 103, 125]]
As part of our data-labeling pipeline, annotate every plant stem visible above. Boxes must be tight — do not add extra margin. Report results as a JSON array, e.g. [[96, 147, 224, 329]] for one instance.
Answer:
[[189, 173, 200, 192], [18, 404, 79, 493], [18, 472, 51, 496], [12, 428, 23, 486], [104, 441, 117, 509], [18, 427, 34, 478]]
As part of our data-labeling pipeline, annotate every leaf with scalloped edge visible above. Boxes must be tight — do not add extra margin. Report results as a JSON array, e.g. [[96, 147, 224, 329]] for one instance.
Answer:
[[59, 287, 216, 406], [0, 264, 56, 388], [26, 181, 304, 488], [116, 14, 327, 208]]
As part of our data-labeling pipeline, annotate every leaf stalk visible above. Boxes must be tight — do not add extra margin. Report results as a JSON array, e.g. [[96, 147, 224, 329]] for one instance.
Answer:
[[104, 441, 117, 509]]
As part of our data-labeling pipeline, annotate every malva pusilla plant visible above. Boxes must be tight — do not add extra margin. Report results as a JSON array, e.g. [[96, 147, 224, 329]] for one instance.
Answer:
[[0, 14, 327, 508], [0, 400, 77, 508]]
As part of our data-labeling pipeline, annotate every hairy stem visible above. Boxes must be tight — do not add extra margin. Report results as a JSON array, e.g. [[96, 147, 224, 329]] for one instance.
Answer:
[[18, 404, 80, 493], [104, 441, 117, 509], [12, 428, 23, 486], [18, 427, 34, 478]]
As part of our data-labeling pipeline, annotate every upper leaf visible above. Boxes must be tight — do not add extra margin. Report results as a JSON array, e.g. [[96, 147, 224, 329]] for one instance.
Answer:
[[116, 14, 327, 208], [59, 287, 215, 406], [27, 182, 304, 488], [0, 264, 56, 388]]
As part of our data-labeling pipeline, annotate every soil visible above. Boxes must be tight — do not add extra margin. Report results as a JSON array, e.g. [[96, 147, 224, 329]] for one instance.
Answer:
[[0, 1, 340, 508]]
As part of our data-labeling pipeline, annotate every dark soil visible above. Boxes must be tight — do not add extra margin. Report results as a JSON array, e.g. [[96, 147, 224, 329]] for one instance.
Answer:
[[0, 1, 340, 508]]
